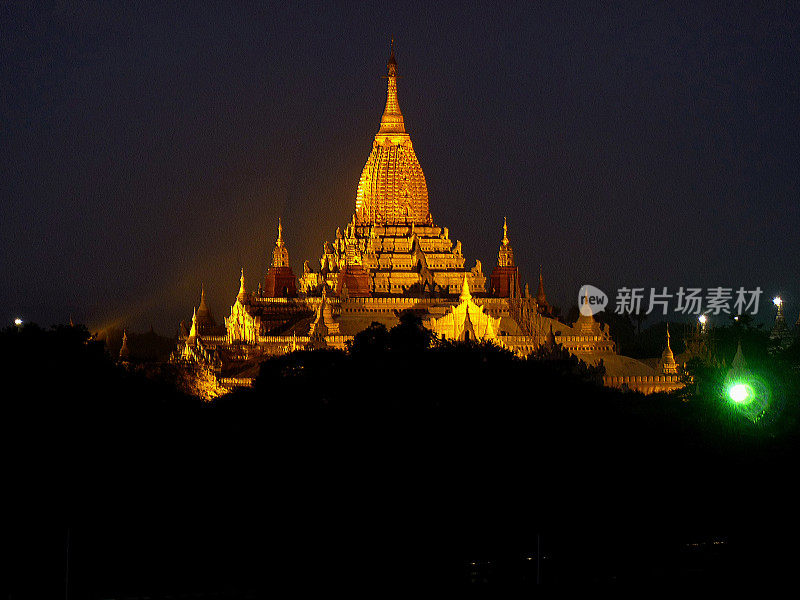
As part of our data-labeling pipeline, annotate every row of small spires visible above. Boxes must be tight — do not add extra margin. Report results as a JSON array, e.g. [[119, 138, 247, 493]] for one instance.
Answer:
[[186, 267, 799, 336], [182, 217, 797, 339], [181, 210, 546, 303]]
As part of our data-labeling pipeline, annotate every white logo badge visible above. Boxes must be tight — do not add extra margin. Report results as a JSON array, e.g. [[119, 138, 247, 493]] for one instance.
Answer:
[[579, 284, 608, 316]]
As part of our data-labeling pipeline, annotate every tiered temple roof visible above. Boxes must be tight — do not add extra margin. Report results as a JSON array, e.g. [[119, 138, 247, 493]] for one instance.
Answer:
[[171, 44, 682, 396]]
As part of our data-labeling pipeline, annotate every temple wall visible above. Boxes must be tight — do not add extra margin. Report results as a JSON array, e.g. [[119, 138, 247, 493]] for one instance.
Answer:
[[603, 375, 683, 395]]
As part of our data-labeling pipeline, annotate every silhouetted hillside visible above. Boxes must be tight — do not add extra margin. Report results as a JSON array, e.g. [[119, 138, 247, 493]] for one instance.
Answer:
[[3, 321, 799, 595]]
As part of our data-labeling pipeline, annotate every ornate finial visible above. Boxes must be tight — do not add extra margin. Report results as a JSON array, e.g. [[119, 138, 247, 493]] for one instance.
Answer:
[[460, 274, 472, 303], [237, 268, 247, 302], [189, 307, 198, 339], [198, 283, 210, 315], [379, 39, 405, 135], [536, 267, 548, 308], [661, 323, 677, 373], [272, 219, 290, 268], [496, 217, 514, 267]]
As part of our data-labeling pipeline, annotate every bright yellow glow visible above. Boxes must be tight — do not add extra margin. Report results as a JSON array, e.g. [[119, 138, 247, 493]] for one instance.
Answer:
[[355, 52, 430, 225]]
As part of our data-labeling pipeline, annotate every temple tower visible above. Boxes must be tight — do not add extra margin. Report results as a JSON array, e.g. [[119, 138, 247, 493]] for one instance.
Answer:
[[300, 43, 486, 297], [195, 285, 216, 333], [264, 219, 297, 297], [355, 42, 430, 225], [658, 325, 678, 375], [490, 217, 519, 297], [536, 268, 552, 315]]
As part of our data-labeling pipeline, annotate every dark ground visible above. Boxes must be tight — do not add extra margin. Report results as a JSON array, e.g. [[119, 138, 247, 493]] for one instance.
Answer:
[[3, 322, 800, 596]]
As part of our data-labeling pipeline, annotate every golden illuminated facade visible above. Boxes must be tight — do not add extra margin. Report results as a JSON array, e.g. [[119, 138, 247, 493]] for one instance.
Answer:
[[355, 48, 430, 226], [172, 45, 683, 396], [427, 276, 502, 343], [299, 46, 486, 297]]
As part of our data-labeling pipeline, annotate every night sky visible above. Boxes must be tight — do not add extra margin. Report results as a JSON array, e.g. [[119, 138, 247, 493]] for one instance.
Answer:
[[2, 2, 798, 335]]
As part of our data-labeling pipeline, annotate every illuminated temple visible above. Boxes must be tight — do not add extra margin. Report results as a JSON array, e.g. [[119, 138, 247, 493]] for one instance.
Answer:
[[173, 47, 683, 395]]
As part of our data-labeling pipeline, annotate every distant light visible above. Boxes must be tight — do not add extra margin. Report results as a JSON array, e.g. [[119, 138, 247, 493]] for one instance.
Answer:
[[728, 383, 752, 404], [773, 296, 782, 307], [734, 316, 739, 321], [698, 315, 707, 325], [14, 318, 22, 326]]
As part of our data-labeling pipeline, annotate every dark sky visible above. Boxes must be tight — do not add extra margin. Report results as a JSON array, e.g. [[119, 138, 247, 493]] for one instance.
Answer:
[[2, 2, 798, 334]]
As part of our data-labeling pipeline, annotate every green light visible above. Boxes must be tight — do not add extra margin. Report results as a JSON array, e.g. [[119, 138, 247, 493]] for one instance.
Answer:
[[724, 375, 771, 423], [728, 383, 752, 404]]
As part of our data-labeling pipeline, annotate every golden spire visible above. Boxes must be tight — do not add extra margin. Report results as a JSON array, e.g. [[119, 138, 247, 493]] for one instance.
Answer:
[[272, 219, 290, 268], [198, 284, 210, 314], [355, 43, 429, 224], [379, 38, 405, 135], [537, 267, 547, 303], [189, 308, 198, 339], [237, 268, 247, 302], [661, 324, 677, 373], [460, 274, 472, 303], [664, 324, 674, 356], [497, 217, 514, 267]]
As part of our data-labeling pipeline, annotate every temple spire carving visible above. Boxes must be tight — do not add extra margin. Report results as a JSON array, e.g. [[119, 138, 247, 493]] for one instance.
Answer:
[[497, 217, 514, 268], [660, 324, 678, 374], [189, 308, 198, 339], [272, 218, 290, 268], [355, 41, 429, 225], [460, 273, 472, 303], [237, 268, 247, 303], [535, 267, 551, 315], [379, 39, 405, 135]]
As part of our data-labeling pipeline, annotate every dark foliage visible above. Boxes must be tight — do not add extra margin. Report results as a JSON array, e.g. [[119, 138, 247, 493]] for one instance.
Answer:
[[3, 321, 800, 595]]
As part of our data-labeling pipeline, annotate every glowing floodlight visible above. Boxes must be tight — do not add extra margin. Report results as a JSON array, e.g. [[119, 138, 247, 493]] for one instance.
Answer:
[[728, 383, 752, 404], [773, 296, 782, 307], [698, 314, 707, 325], [14, 318, 23, 326]]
